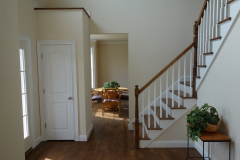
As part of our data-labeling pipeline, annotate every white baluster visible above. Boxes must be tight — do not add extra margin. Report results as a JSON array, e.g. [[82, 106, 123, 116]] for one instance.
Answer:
[[205, 1, 209, 53], [198, 24, 201, 77], [142, 91, 144, 138], [190, 48, 193, 97], [209, 0, 213, 52], [212, 0, 216, 38], [166, 70, 168, 118], [148, 86, 150, 128], [154, 81, 156, 128], [199, 20, 202, 77], [160, 76, 162, 118], [224, 0, 228, 19], [184, 54, 186, 97], [216, 0, 220, 37], [220, 0, 224, 21], [172, 65, 174, 109], [202, 10, 205, 56], [178, 60, 180, 108]]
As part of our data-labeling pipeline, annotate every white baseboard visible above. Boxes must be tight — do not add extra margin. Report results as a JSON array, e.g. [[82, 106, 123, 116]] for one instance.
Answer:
[[35, 136, 42, 148], [195, 141, 209, 157], [147, 141, 195, 148], [79, 123, 93, 141]]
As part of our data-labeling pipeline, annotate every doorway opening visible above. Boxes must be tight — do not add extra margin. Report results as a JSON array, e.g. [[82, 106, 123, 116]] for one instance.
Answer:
[[90, 33, 129, 125]]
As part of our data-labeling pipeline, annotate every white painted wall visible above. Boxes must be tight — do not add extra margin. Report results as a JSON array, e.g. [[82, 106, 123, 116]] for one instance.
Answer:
[[97, 43, 128, 88], [48, 0, 204, 121], [0, 0, 25, 159], [36, 10, 92, 138], [196, 14, 240, 160]]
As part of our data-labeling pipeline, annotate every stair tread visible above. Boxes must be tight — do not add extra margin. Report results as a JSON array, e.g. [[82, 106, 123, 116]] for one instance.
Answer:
[[143, 115, 162, 130], [132, 123, 150, 140], [218, 17, 231, 24], [198, 65, 206, 68], [210, 36, 221, 41], [162, 98, 186, 109], [203, 52, 213, 55], [169, 90, 195, 99], [227, 0, 235, 4], [151, 106, 174, 119], [180, 81, 192, 87]]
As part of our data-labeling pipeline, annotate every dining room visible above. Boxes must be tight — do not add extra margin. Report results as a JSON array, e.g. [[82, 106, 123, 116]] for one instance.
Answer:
[[90, 33, 129, 121]]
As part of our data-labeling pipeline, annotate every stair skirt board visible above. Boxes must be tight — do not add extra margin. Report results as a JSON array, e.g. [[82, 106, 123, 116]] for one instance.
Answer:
[[196, 1, 240, 90], [146, 141, 195, 148], [128, 76, 192, 131]]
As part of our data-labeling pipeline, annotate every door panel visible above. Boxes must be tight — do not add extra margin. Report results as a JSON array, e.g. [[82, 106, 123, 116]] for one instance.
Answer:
[[43, 45, 74, 140]]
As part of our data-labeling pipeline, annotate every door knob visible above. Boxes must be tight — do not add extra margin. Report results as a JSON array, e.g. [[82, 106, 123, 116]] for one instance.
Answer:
[[68, 97, 73, 100]]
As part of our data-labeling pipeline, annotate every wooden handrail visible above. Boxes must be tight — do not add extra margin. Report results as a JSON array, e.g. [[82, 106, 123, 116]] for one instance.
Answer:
[[138, 42, 194, 94], [34, 8, 90, 18], [196, 0, 209, 29]]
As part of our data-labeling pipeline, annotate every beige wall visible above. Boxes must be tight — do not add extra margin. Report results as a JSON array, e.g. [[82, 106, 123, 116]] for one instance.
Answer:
[[36, 10, 92, 136], [196, 15, 240, 160], [48, 0, 204, 121], [34, 0, 49, 7], [97, 43, 128, 88], [0, 0, 25, 159]]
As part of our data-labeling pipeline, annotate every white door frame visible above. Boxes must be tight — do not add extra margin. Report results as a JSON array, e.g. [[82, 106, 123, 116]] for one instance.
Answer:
[[37, 40, 79, 141], [19, 35, 36, 148]]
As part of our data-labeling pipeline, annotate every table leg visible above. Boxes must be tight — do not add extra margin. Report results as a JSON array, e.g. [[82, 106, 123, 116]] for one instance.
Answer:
[[203, 141, 204, 160], [229, 141, 231, 160]]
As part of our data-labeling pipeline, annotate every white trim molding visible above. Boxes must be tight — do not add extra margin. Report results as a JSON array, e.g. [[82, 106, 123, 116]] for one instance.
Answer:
[[147, 141, 195, 148], [35, 136, 42, 147], [37, 40, 79, 141], [98, 41, 128, 44], [79, 124, 93, 141], [19, 35, 36, 148]]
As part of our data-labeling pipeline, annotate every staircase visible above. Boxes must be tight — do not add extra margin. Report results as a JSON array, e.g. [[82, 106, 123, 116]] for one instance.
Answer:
[[132, 0, 240, 149]]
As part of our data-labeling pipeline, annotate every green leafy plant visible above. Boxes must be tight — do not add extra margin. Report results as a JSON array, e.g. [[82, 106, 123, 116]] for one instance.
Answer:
[[187, 103, 219, 141], [103, 81, 120, 89]]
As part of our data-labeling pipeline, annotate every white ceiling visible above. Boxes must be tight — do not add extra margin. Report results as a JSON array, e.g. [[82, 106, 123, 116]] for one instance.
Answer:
[[90, 33, 128, 42]]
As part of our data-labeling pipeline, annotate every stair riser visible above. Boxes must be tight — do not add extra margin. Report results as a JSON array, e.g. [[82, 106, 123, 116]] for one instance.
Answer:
[[179, 83, 191, 94]]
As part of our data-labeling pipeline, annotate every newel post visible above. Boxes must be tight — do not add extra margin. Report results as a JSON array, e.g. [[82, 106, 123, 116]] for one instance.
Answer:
[[193, 21, 198, 98], [135, 85, 140, 149]]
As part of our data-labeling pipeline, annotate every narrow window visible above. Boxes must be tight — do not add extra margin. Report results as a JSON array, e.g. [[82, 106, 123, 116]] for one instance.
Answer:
[[90, 46, 95, 88], [19, 49, 29, 139]]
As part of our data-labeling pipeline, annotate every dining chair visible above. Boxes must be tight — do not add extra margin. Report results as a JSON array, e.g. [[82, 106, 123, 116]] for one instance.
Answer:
[[101, 89, 122, 116], [92, 88, 102, 108]]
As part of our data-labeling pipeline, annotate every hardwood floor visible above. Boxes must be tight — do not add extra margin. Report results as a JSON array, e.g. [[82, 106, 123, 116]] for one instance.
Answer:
[[26, 100, 203, 160]]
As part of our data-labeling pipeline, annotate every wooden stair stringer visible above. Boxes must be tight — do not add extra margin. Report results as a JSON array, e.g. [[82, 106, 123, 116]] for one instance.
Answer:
[[139, 98, 197, 148]]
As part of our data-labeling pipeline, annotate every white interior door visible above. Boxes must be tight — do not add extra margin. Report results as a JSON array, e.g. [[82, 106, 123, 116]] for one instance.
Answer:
[[19, 40, 32, 152], [43, 44, 74, 140]]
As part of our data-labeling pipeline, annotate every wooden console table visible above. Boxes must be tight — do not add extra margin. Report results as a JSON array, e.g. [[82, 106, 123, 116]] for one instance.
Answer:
[[186, 131, 231, 160]]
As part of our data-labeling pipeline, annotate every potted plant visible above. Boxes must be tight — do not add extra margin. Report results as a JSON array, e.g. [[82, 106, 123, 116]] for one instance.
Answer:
[[187, 103, 220, 141], [103, 81, 120, 89]]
